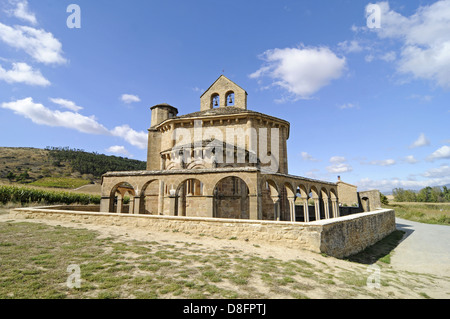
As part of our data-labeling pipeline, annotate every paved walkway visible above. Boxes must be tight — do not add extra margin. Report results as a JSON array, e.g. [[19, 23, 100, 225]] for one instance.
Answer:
[[391, 218, 450, 277]]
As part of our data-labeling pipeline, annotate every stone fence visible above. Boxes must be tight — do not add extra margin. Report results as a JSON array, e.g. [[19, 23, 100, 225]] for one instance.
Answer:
[[9, 206, 395, 259]]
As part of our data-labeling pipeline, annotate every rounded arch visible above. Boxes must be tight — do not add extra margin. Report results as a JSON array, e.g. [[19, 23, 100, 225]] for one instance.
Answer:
[[225, 90, 235, 106], [213, 176, 249, 219], [211, 93, 220, 108], [109, 182, 136, 214], [186, 162, 206, 170], [309, 185, 319, 198], [174, 178, 204, 217], [296, 183, 308, 198], [329, 187, 339, 218], [320, 187, 329, 199], [329, 188, 338, 200], [140, 179, 160, 215], [281, 182, 296, 221], [261, 179, 279, 198], [261, 178, 279, 220], [110, 181, 136, 197], [283, 182, 295, 198]]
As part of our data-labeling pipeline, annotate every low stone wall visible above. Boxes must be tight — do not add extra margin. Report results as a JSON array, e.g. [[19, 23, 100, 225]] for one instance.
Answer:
[[9, 207, 395, 258]]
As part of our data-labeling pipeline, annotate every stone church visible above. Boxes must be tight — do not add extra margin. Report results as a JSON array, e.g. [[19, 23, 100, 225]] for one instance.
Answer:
[[100, 75, 377, 222]]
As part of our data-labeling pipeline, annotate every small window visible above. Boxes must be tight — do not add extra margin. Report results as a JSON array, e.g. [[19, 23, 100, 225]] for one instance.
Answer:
[[226, 92, 235, 106], [211, 94, 220, 108]]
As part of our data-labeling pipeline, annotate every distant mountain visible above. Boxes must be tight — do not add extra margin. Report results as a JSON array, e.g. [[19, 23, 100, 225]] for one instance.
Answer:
[[0, 146, 146, 183]]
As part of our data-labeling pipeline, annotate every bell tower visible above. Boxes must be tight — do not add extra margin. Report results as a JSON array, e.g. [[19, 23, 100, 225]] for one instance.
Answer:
[[200, 75, 248, 111]]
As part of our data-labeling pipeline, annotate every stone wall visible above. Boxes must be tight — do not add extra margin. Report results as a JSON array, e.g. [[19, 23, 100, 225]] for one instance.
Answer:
[[9, 206, 395, 259], [358, 190, 382, 212], [337, 180, 358, 207]]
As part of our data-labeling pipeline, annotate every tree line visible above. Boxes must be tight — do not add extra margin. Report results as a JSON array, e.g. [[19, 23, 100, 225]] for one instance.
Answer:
[[392, 186, 450, 203], [45, 146, 146, 178]]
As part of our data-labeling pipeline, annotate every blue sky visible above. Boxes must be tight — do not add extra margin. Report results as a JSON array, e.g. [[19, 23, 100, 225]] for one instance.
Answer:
[[0, 0, 449, 193]]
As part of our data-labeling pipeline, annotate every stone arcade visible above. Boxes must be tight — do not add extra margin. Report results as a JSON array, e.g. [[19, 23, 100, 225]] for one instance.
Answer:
[[100, 75, 381, 221]]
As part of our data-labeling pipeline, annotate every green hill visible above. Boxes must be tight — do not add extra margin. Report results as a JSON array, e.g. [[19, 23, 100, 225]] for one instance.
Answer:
[[0, 147, 146, 186]]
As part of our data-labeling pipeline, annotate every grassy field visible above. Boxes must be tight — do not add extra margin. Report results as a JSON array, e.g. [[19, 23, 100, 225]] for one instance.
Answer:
[[1, 207, 448, 299], [384, 202, 450, 226]]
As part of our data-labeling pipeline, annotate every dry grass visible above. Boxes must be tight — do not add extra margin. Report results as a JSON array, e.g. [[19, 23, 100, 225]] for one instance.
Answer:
[[1, 207, 448, 299], [385, 202, 450, 225]]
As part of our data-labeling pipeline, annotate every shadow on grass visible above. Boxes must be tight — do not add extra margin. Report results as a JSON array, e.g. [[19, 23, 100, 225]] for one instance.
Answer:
[[345, 230, 406, 265]]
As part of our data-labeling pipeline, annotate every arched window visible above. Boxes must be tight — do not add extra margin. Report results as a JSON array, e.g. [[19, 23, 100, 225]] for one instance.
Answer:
[[211, 94, 220, 108], [226, 92, 235, 106]]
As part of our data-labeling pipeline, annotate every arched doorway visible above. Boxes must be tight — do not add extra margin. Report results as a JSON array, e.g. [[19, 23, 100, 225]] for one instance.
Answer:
[[295, 184, 310, 222], [140, 180, 160, 215], [213, 176, 249, 219], [174, 178, 204, 217], [110, 182, 135, 214], [261, 179, 279, 220], [362, 197, 370, 212]]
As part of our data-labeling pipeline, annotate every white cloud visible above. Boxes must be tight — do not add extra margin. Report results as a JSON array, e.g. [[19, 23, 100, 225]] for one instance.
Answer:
[[110, 125, 147, 150], [49, 98, 83, 112], [10, 0, 37, 25], [121, 94, 141, 104], [1, 97, 109, 135], [404, 155, 418, 164], [408, 94, 433, 102], [423, 165, 450, 178], [106, 145, 131, 157], [370, 1, 450, 88], [250, 45, 346, 100], [301, 152, 320, 162], [427, 145, 450, 161], [0, 23, 66, 65], [338, 103, 356, 110], [379, 51, 396, 62], [364, 54, 374, 63], [368, 159, 396, 166], [326, 163, 353, 173], [329, 156, 346, 163], [337, 40, 363, 53], [357, 175, 450, 193], [192, 87, 204, 93], [1, 97, 149, 149], [410, 133, 430, 148], [0, 62, 49, 86]]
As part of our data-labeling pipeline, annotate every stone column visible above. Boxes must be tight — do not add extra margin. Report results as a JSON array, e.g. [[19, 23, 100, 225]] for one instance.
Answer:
[[288, 196, 296, 222], [116, 195, 123, 214], [314, 197, 321, 221], [303, 198, 309, 222], [100, 196, 112, 213], [272, 196, 280, 221], [128, 196, 134, 215], [323, 197, 330, 219], [331, 199, 338, 218], [133, 196, 141, 214], [204, 195, 214, 218], [158, 180, 164, 215], [248, 194, 259, 220], [169, 191, 177, 216]]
